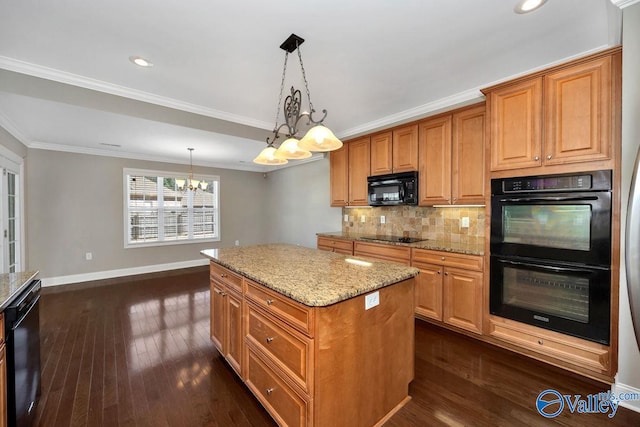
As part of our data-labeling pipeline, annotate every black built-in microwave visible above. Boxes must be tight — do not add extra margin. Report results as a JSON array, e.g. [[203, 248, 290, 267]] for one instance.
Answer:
[[367, 171, 418, 206]]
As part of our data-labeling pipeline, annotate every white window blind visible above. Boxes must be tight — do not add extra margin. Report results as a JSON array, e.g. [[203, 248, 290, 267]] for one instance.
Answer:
[[124, 169, 220, 247]]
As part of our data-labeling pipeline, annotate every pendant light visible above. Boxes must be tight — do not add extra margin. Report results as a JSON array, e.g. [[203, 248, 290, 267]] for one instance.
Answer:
[[176, 148, 208, 191]]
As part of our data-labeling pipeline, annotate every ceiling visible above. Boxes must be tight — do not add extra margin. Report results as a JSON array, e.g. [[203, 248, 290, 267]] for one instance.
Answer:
[[0, 0, 625, 172]]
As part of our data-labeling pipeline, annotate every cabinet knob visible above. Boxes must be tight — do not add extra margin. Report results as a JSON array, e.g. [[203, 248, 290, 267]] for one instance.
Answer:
[[534, 156, 540, 161], [266, 299, 274, 306], [437, 271, 441, 275], [444, 272, 449, 276], [453, 197, 457, 202], [266, 337, 274, 343], [538, 339, 544, 345], [441, 257, 445, 261], [214, 289, 223, 295], [220, 273, 227, 278], [546, 155, 552, 160], [266, 388, 274, 395]]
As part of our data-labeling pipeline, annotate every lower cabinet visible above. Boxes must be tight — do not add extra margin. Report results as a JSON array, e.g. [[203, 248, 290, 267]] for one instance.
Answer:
[[210, 261, 415, 427], [209, 263, 243, 376], [412, 249, 484, 334]]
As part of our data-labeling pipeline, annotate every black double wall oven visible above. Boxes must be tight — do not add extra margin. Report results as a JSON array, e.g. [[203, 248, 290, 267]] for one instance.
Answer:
[[490, 170, 612, 345]]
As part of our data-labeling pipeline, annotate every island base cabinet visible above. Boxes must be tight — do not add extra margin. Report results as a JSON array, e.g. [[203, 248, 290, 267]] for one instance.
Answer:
[[313, 279, 415, 427]]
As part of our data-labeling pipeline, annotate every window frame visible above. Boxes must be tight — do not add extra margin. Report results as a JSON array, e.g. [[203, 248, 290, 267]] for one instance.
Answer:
[[123, 168, 220, 248]]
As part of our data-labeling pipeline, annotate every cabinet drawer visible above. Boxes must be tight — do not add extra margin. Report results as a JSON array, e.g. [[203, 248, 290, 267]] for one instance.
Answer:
[[210, 262, 242, 293], [317, 237, 353, 254], [353, 242, 411, 265], [247, 304, 313, 393], [489, 317, 609, 372], [246, 348, 310, 427], [412, 249, 483, 271], [245, 280, 314, 337]]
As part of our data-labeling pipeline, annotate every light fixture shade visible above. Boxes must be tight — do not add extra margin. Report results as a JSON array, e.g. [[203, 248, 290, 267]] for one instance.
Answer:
[[190, 179, 201, 189], [175, 178, 186, 189], [274, 138, 312, 159], [298, 125, 343, 152], [200, 181, 209, 190], [253, 146, 288, 165]]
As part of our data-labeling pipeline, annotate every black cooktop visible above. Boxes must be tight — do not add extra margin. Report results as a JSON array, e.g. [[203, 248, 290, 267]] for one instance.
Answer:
[[359, 235, 425, 244]]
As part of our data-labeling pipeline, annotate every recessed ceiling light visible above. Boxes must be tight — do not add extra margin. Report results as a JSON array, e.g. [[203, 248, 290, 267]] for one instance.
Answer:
[[129, 56, 153, 67], [514, 0, 548, 14]]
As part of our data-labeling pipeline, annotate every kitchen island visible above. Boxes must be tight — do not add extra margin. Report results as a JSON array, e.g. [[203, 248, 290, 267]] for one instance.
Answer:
[[201, 244, 419, 427]]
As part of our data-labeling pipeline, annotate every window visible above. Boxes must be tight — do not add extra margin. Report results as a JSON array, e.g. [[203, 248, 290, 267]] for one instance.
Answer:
[[124, 169, 220, 247]]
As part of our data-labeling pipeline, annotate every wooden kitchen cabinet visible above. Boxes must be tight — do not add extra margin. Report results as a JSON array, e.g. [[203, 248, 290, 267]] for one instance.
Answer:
[[209, 262, 243, 376], [317, 236, 353, 255], [353, 241, 411, 265], [412, 249, 484, 334], [330, 137, 370, 207], [419, 104, 485, 205], [485, 47, 620, 173], [370, 125, 419, 176]]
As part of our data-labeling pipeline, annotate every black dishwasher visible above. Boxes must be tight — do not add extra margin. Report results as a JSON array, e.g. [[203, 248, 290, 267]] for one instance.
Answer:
[[4, 279, 41, 427]]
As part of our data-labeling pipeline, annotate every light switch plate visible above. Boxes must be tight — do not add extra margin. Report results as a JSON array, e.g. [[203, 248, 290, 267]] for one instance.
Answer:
[[380, 215, 386, 224], [360, 215, 366, 223], [365, 291, 380, 310], [344, 214, 349, 222]]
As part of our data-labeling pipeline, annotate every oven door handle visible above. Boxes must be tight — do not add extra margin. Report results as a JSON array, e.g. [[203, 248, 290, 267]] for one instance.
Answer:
[[499, 196, 599, 203], [497, 259, 594, 274]]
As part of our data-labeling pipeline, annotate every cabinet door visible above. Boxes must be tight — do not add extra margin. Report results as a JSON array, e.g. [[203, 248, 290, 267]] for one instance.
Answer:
[[443, 268, 483, 334], [392, 124, 419, 173], [210, 281, 226, 352], [414, 264, 443, 321], [226, 290, 243, 376], [348, 137, 371, 206], [370, 132, 393, 176], [452, 105, 485, 205], [329, 145, 348, 207], [544, 56, 612, 165], [418, 115, 452, 205], [489, 78, 542, 171]]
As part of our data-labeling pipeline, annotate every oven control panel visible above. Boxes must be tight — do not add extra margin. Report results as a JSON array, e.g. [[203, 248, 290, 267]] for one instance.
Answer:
[[493, 170, 612, 194]]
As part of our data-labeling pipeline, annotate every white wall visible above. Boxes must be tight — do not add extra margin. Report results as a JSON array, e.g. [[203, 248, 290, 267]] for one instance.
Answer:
[[614, 1, 640, 411], [26, 149, 270, 282], [264, 157, 342, 248]]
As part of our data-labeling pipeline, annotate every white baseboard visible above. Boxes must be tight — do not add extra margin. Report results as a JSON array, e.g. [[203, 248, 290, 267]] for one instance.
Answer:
[[612, 382, 640, 413], [41, 258, 210, 287]]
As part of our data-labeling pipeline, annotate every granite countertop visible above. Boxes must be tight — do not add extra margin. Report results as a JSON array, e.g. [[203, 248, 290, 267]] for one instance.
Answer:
[[0, 270, 39, 311], [317, 231, 485, 256], [201, 244, 419, 307]]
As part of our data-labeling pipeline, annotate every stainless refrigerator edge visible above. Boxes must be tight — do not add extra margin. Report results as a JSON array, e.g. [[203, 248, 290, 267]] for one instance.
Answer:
[[627, 146, 640, 351]]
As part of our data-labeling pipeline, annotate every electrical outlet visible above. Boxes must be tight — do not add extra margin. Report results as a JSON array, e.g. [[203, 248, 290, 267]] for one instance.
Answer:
[[360, 215, 366, 223], [235, 240, 240, 246], [380, 215, 386, 224], [344, 214, 349, 222], [461, 217, 470, 228], [365, 291, 380, 310], [85, 252, 93, 261]]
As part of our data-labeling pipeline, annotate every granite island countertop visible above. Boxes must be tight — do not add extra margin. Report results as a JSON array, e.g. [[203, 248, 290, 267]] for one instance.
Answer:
[[0, 270, 39, 310], [201, 244, 419, 307], [317, 231, 485, 256]]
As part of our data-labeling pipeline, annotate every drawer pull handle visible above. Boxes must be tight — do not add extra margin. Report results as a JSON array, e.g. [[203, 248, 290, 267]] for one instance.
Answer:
[[266, 388, 274, 395], [214, 289, 223, 295], [266, 299, 274, 306], [266, 337, 274, 343]]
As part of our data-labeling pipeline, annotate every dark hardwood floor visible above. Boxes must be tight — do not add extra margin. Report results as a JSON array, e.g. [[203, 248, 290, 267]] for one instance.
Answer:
[[34, 269, 640, 426]]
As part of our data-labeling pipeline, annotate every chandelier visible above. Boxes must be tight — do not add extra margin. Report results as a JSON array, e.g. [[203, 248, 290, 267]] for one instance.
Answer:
[[253, 34, 343, 165], [176, 148, 208, 191]]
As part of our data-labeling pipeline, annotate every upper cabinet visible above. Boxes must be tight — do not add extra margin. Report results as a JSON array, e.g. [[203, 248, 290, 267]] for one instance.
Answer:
[[330, 137, 370, 207], [370, 124, 419, 176], [484, 48, 620, 173], [419, 105, 485, 205]]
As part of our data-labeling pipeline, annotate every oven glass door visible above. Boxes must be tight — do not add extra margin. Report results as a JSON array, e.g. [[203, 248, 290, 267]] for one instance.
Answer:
[[491, 192, 611, 266], [490, 256, 610, 345]]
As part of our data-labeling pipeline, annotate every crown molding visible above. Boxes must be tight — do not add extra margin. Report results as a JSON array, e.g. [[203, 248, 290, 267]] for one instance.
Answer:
[[0, 56, 274, 131], [339, 89, 483, 139], [610, 0, 640, 8], [0, 110, 31, 147], [26, 140, 323, 173]]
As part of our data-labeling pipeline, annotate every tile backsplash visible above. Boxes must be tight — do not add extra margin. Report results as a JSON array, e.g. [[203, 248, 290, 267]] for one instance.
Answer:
[[342, 206, 485, 245]]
